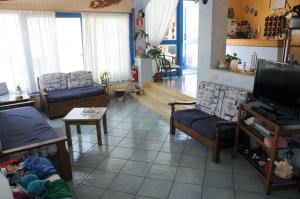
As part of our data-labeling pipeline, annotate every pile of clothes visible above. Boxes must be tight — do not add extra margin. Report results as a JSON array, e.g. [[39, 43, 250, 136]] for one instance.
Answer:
[[0, 156, 73, 199]]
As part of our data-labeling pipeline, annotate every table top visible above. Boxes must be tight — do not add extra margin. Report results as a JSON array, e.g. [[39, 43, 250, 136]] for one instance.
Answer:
[[0, 92, 30, 105], [63, 107, 107, 122]]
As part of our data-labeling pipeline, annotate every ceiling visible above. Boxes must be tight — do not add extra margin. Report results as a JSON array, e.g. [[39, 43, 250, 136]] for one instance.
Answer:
[[0, 0, 134, 13]]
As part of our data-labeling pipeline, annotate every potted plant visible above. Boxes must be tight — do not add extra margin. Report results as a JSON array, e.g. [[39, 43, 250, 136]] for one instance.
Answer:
[[225, 53, 242, 71], [286, 5, 300, 28], [99, 72, 111, 93], [146, 46, 164, 82], [134, 29, 164, 82]]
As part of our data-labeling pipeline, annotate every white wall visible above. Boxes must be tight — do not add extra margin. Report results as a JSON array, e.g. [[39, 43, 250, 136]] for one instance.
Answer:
[[226, 45, 283, 70]]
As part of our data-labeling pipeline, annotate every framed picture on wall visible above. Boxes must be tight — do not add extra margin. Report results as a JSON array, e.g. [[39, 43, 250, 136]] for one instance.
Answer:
[[270, 0, 286, 10]]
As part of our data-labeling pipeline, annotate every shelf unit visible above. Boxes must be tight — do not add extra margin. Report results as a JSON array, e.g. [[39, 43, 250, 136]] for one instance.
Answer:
[[234, 103, 300, 194]]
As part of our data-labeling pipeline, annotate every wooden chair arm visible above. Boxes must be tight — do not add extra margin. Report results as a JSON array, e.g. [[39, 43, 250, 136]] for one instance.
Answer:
[[0, 101, 35, 111], [0, 136, 68, 155], [168, 101, 196, 106], [40, 89, 48, 96]]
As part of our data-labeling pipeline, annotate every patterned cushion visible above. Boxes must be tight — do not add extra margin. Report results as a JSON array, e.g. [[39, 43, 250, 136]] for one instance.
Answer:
[[39, 73, 67, 91], [215, 86, 248, 121], [197, 81, 222, 115], [67, 71, 93, 89]]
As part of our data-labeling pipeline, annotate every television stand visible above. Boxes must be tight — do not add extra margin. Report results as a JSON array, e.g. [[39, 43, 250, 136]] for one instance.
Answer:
[[252, 106, 281, 121], [235, 103, 300, 194]]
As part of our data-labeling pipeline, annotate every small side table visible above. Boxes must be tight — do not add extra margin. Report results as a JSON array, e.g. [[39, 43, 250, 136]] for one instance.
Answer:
[[63, 107, 108, 146], [0, 92, 30, 106]]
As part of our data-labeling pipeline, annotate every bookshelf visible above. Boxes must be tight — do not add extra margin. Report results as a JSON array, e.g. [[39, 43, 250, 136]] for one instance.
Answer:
[[234, 103, 300, 194]]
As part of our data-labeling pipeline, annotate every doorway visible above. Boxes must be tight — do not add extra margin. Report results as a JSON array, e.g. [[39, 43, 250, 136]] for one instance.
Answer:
[[183, 0, 199, 75]]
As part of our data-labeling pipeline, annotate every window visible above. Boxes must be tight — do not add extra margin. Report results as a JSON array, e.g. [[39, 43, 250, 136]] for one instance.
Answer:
[[163, 14, 177, 40], [56, 16, 84, 73]]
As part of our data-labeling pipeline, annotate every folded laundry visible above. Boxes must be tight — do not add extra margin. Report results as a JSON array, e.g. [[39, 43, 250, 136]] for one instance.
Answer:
[[24, 156, 57, 179], [17, 174, 39, 189], [45, 179, 73, 199], [27, 180, 47, 198], [0, 159, 20, 167]]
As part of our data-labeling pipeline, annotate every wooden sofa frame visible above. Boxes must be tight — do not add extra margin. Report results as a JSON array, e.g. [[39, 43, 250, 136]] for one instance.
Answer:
[[37, 78, 109, 119], [0, 102, 72, 181], [169, 101, 236, 163]]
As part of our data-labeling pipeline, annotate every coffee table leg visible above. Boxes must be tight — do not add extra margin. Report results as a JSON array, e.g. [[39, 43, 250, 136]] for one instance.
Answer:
[[65, 122, 72, 146], [76, 125, 81, 134], [103, 113, 108, 134], [96, 121, 102, 145]]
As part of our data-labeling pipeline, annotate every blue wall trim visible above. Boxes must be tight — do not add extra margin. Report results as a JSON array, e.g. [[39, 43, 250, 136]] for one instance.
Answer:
[[177, 0, 183, 70], [129, 12, 135, 66], [160, 40, 177, 45], [55, 12, 81, 18]]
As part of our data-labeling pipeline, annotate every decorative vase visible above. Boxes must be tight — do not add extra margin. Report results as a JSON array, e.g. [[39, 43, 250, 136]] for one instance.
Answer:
[[230, 60, 239, 71], [154, 73, 163, 82], [290, 17, 300, 29]]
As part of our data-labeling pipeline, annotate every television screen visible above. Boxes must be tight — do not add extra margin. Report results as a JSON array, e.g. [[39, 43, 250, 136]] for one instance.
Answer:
[[253, 60, 300, 115]]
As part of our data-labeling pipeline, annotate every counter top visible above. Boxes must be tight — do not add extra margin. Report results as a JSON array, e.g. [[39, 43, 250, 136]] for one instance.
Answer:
[[227, 39, 284, 47], [210, 68, 255, 77]]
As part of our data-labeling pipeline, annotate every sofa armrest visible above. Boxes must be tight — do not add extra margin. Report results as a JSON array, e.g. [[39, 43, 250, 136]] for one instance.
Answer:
[[0, 136, 68, 156], [168, 101, 196, 106], [0, 101, 35, 111], [215, 121, 237, 128], [40, 89, 48, 96]]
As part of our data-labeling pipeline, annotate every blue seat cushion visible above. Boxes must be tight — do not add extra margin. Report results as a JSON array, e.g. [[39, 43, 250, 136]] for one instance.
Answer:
[[47, 86, 104, 103], [0, 107, 57, 150], [46, 89, 76, 103], [173, 108, 212, 127], [191, 116, 236, 140], [72, 85, 104, 98]]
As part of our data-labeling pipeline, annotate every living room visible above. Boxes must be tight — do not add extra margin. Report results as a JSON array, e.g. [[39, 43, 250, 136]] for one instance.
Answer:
[[1, 0, 300, 199]]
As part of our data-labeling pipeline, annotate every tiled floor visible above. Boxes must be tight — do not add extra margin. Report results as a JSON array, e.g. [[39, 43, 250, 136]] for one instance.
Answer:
[[161, 74, 197, 98], [47, 97, 300, 199]]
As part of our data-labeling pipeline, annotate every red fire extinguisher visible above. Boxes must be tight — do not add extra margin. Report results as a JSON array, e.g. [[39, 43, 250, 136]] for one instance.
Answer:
[[131, 65, 138, 82]]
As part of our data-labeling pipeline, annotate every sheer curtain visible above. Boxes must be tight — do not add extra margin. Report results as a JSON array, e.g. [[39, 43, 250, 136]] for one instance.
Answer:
[[0, 10, 59, 93], [82, 13, 130, 82], [145, 0, 179, 45]]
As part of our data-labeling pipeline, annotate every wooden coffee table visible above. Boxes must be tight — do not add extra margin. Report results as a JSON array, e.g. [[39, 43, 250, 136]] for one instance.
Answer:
[[63, 107, 108, 146]]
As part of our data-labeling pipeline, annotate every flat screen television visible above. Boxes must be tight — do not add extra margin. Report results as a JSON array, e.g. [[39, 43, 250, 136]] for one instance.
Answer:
[[253, 59, 300, 117]]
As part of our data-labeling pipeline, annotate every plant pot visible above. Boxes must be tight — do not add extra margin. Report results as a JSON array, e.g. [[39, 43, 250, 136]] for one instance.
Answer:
[[290, 17, 300, 29], [230, 60, 239, 71], [153, 73, 163, 82]]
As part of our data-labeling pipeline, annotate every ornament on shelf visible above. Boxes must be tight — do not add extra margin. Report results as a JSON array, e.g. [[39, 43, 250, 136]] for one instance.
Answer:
[[274, 158, 294, 179], [90, 0, 122, 9]]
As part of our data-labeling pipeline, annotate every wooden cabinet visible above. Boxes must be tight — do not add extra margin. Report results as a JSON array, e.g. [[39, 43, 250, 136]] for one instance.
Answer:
[[234, 103, 300, 194]]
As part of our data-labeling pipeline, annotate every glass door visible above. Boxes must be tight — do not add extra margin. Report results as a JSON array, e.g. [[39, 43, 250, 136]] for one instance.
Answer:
[[183, 1, 199, 74]]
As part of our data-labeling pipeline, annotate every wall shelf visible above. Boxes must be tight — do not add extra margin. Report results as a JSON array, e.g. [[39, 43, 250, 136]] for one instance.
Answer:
[[210, 68, 255, 77]]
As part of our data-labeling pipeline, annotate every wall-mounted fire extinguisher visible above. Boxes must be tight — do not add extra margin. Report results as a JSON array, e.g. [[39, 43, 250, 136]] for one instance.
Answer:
[[131, 65, 138, 82]]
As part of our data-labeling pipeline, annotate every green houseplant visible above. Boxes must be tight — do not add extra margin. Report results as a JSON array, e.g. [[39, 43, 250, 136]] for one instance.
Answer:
[[134, 29, 164, 82], [225, 53, 242, 71], [16, 85, 22, 92], [99, 72, 111, 93]]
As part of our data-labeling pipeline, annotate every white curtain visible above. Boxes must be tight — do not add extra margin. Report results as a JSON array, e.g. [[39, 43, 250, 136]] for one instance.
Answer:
[[0, 10, 59, 93], [145, 0, 179, 45], [82, 13, 130, 82]]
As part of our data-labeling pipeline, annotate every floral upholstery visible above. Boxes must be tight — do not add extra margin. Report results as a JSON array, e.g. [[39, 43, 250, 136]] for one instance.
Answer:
[[197, 82, 222, 115], [67, 71, 93, 89], [215, 86, 248, 121], [39, 73, 68, 91], [197, 81, 248, 122]]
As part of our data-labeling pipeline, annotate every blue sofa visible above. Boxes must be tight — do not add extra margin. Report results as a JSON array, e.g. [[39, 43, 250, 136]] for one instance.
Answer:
[[169, 81, 249, 163], [0, 103, 72, 180], [38, 71, 108, 118]]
